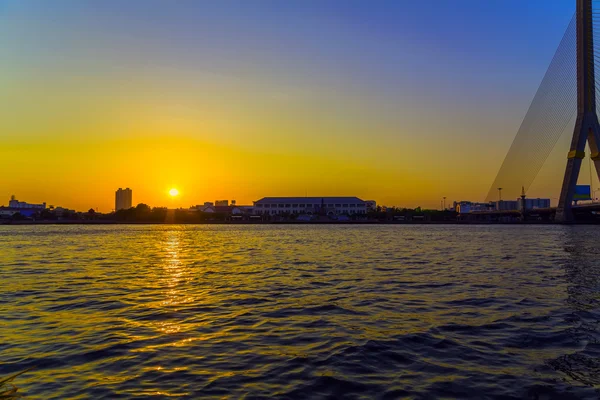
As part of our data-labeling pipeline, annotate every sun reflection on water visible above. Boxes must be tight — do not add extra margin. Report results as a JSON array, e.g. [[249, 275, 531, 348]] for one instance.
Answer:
[[4, 225, 600, 398], [161, 229, 189, 309]]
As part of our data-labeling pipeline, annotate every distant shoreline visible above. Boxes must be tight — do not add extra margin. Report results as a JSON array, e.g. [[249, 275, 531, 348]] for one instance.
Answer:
[[2, 220, 595, 226]]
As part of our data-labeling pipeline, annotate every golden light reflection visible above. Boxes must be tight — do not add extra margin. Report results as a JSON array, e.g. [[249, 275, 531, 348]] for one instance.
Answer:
[[162, 230, 184, 305], [156, 321, 182, 335]]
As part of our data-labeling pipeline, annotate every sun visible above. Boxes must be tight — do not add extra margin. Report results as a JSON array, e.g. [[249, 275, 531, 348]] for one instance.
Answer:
[[169, 188, 179, 197]]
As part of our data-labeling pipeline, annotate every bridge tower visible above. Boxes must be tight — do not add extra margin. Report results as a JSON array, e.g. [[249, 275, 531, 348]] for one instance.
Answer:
[[556, 0, 600, 222]]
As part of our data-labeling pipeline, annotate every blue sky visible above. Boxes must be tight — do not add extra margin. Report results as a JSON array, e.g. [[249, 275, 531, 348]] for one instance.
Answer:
[[0, 0, 579, 210]]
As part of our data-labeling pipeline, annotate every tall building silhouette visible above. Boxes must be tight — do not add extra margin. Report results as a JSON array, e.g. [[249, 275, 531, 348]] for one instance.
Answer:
[[115, 188, 132, 211]]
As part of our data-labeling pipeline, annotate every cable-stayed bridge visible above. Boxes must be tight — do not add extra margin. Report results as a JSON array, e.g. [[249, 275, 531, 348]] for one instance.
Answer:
[[487, 0, 600, 222]]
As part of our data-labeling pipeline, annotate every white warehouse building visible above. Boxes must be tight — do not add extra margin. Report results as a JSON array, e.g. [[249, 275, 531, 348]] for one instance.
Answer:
[[253, 197, 376, 216]]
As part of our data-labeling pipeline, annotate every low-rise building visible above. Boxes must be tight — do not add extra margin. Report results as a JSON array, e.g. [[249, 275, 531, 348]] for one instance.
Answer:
[[0, 207, 17, 218], [365, 200, 377, 211], [518, 198, 551, 210], [54, 206, 76, 217], [201, 205, 244, 215], [0, 207, 39, 218], [190, 202, 213, 212], [454, 201, 494, 214], [454, 198, 551, 213], [495, 200, 519, 211], [192, 201, 251, 214], [8, 195, 46, 209], [253, 197, 370, 216]]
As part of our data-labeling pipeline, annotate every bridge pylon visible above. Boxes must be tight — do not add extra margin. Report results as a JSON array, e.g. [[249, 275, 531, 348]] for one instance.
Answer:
[[556, 0, 600, 222]]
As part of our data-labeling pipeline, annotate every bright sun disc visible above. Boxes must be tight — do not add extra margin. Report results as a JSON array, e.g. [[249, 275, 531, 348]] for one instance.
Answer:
[[169, 188, 179, 197]]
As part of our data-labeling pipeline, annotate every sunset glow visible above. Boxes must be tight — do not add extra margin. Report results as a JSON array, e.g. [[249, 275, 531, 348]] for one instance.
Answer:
[[0, 1, 580, 211], [2, 1, 599, 399]]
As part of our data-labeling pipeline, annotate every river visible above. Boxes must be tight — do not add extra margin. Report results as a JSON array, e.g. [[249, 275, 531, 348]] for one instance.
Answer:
[[1, 225, 599, 398]]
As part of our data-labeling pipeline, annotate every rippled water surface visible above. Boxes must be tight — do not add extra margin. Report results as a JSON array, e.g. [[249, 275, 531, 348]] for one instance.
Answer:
[[2, 225, 600, 399]]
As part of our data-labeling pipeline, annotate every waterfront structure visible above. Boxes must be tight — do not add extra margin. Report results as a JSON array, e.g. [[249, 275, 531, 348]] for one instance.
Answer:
[[115, 188, 132, 211], [8, 195, 46, 209], [0, 196, 77, 219], [190, 201, 250, 215], [455, 198, 551, 214], [201, 205, 244, 215], [236, 205, 254, 214], [190, 202, 214, 212], [253, 197, 373, 215], [0, 207, 18, 218], [365, 200, 377, 211], [495, 200, 519, 211], [0, 206, 41, 218], [518, 198, 551, 210], [53, 206, 76, 217], [495, 198, 551, 211], [453, 201, 494, 214]]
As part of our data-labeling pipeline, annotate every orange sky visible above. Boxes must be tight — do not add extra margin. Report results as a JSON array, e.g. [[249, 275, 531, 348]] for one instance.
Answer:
[[0, 1, 590, 211]]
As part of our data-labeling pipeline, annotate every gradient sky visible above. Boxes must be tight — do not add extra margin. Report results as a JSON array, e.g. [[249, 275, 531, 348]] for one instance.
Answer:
[[0, 0, 578, 211]]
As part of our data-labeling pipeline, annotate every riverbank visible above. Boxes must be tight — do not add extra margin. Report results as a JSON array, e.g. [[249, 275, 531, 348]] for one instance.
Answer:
[[2, 219, 592, 225]]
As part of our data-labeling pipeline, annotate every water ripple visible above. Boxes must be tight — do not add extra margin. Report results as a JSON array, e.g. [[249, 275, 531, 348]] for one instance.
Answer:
[[1, 224, 600, 398]]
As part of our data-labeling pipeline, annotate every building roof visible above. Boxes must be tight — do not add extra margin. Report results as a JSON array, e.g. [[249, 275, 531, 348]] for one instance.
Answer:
[[254, 197, 365, 204]]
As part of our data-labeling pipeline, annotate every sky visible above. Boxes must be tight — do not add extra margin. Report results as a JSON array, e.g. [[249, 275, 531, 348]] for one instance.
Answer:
[[0, 0, 579, 211]]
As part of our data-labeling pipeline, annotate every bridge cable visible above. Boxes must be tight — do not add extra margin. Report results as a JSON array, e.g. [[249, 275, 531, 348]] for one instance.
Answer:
[[485, 14, 576, 202]]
